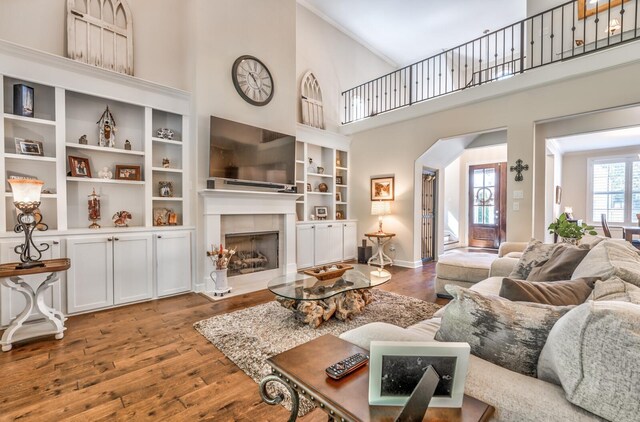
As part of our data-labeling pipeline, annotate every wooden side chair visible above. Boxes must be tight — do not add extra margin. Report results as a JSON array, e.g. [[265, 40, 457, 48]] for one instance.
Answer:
[[602, 213, 640, 248]]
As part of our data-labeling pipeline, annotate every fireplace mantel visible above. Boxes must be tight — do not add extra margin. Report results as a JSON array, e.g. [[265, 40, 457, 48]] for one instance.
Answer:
[[200, 189, 299, 299]]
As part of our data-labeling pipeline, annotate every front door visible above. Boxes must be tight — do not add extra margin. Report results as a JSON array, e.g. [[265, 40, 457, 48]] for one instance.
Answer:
[[468, 163, 506, 248]]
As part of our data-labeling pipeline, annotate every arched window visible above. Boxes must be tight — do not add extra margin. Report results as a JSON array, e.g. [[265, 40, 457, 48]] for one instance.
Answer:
[[300, 71, 325, 129], [67, 0, 134, 75]]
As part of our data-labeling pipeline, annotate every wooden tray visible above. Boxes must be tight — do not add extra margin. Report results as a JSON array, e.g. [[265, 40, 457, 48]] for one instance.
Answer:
[[303, 264, 354, 281]]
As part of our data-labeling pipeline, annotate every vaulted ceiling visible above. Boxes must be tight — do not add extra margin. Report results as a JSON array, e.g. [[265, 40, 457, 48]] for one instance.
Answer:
[[300, 0, 527, 67]]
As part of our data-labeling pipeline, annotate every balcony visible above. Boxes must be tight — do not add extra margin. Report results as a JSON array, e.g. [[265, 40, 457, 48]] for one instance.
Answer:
[[342, 0, 640, 125]]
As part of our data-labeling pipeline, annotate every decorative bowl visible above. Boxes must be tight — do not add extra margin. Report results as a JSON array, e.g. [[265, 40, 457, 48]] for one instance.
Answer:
[[303, 264, 354, 281]]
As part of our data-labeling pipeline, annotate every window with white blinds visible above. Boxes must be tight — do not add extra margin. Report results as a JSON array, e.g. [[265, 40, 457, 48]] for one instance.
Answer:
[[589, 156, 640, 224]]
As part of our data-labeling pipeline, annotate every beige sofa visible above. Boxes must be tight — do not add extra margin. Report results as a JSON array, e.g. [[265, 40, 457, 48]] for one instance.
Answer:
[[341, 242, 606, 422]]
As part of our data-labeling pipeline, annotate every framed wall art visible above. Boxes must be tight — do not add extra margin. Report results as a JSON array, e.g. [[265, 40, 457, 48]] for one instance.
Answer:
[[578, 0, 629, 19], [368, 341, 470, 408], [371, 176, 394, 201], [13, 84, 34, 117], [314, 206, 328, 220], [68, 156, 92, 178]]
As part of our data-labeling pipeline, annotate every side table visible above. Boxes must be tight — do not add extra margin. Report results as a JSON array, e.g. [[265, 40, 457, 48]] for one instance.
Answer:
[[365, 232, 395, 268], [0, 258, 71, 352]]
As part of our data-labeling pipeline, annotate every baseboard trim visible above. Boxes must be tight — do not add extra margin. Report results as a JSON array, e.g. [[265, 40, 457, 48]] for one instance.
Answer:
[[393, 260, 423, 269]]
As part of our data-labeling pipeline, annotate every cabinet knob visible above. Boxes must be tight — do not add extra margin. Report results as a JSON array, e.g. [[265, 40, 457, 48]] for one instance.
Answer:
[[107, 237, 112, 242], [328, 225, 333, 227], [53, 241, 59, 245], [157, 235, 163, 239], [311, 226, 315, 229], [114, 237, 120, 241]]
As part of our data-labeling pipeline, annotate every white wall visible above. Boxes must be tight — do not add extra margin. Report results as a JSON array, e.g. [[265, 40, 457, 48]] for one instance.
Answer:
[[295, 4, 395, 131], [0, 0, 193, 91]]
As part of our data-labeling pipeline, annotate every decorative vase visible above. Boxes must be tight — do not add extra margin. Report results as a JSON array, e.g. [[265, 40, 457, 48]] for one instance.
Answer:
[[561, 237, 580, 246], [209, 268, 229, 291]]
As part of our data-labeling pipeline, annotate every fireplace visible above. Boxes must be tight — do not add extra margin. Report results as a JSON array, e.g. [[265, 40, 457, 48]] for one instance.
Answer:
[[225, 231, 279, 277]]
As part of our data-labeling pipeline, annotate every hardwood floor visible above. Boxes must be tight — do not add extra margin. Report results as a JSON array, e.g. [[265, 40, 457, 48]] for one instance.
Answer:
[[0, 263, 444, 421]]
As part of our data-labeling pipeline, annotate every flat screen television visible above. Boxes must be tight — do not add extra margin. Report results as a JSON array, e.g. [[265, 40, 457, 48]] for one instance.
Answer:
[[209, 116, 296, 186]]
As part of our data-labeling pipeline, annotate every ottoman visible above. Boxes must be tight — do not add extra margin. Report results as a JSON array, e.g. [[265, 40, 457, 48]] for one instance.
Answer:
[[435, 252, 498, 297]]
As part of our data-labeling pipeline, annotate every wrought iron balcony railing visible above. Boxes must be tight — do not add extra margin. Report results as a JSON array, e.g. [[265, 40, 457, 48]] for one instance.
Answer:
[[342, 0, 640, 124]]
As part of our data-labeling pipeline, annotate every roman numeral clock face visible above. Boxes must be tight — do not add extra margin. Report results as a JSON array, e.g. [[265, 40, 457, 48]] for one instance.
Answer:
[[232, 55, 274, 106]]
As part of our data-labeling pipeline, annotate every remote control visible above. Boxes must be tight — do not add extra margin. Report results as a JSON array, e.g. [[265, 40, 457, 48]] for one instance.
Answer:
[[325, 353, 369, 380]]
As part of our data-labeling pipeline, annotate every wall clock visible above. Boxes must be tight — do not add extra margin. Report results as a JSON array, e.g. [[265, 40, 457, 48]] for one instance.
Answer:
[[232, 55, 274, 106]]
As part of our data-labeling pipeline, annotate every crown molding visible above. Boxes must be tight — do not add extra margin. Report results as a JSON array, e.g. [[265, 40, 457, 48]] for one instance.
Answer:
[[297, 0, 398, 68]]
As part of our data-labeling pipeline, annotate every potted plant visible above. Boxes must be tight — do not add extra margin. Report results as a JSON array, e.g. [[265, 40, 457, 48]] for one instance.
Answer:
[[548, 213, 597, 245]]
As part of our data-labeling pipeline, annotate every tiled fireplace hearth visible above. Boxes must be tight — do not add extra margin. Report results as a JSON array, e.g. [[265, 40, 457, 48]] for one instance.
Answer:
[[200, 189, 298, 299]]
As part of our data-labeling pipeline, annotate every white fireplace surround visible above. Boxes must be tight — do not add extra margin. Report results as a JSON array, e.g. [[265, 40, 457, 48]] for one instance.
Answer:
[[200, 189, 299, 298]]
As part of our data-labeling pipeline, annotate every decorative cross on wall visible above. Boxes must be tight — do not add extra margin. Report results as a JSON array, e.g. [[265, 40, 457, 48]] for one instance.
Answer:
[[510, 159, 529, 182]]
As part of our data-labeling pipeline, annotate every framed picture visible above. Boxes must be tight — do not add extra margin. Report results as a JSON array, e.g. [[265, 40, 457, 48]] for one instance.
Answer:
[[115, 165, 141, 181], [578, 0, 629, 19], [336, 210, 344, 220], [15, 138, 44, 156], [68, 156, 92, 178], [314, 206, 328, 219], [371, 176, 394, 201], [307, 183, 311, 192], [336, 175, 343, 185], [13, 84, 34, 117], [336, 192, 342, 202], [368, 341, 470, 408]]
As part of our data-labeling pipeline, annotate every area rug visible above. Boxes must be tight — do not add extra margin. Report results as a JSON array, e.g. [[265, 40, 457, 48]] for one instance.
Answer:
[[193, 290, 441, 417]]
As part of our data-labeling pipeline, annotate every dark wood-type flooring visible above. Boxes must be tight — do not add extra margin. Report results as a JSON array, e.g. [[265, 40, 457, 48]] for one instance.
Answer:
[[0, 263, 444, 421]]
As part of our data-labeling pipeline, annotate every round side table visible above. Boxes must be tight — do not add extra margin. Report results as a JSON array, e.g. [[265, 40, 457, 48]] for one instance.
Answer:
[[365, 232, 396, 268], [0, 258, 70, 352]]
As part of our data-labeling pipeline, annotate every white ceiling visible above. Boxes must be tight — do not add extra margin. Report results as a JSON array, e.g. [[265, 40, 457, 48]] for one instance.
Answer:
[[300, 0, 527, 67], [551, 126, 640, 154]]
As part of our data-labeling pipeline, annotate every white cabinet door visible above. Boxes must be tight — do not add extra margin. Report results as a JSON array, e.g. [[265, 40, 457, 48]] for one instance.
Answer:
[[156, 231, 192, 297], [327, 223, 344, 263], [0, 238, 62, 326], [313, 224, 331, 265], [67, 236, 113, 314], [342, 222, 357, 261], [113, 234, 153, 305], [296, 225, 315, 269]]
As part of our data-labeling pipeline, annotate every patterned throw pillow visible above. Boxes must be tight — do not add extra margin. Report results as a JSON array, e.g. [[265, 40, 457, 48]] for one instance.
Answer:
[[588, 276, 640, 304], [508, 240, 562, 280], [434, 285, 572, 377]]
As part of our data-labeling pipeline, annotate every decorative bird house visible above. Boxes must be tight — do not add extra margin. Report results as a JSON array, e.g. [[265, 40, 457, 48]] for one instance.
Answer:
[[97, 106, 117, 148]]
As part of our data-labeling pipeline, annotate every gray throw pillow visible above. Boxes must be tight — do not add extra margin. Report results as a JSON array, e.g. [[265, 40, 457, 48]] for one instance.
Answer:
[[434, 285, 572, 377], [537, 301, 640, 422], [500, 277, 596, 306], [572, 239, 640, 287], [526, 245, 590, 281], [508, 240, 561, 280], [588, 276, 640, 304]]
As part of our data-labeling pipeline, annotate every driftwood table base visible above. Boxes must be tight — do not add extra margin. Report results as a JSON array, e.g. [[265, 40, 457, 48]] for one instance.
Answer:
[[276, 289, 374, 327]]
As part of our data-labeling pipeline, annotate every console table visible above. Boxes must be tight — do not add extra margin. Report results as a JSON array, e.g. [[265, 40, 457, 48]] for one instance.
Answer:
[[365, 232, 395, 268], [0, 258, 70, 352], [259, 334, 494, 422]]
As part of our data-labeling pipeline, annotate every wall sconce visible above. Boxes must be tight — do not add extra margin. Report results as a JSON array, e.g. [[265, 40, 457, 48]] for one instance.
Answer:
[[9, 179, 49, 269], [605, 18, 621, 35], [371, 200, 391, 233]]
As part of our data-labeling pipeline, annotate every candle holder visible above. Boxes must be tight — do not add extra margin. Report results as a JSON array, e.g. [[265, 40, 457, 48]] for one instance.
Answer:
[[88, 188, 101, 229], [9, 179, 49, 269]]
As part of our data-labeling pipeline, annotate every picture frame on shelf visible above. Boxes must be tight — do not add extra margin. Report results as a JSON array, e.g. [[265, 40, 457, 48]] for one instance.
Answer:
[[14, 138, 44, 156], [336, 210, 344, 220], [368, 341, 471, 408], [306, 183, 311, 192], [68, 155, 92, 178], [314, 206, 328, 220], [115, 165, 141, 181], [336, 175, 343, 185], [13, 84, 34, 117], [336, 192, 342, 202], [371, 176, 395, 201]]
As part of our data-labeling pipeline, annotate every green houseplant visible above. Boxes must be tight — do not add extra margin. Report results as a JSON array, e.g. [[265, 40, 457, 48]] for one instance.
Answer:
[[548, 213, 597, 245]]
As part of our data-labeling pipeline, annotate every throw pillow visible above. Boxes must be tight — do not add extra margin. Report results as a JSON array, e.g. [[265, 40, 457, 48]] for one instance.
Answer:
[[508, 240, 561, 280], [526, 245, 590, 281], [500, 277, 596, 306], [571, 239, 640, 287], [434, 285, 572, 377], [588, 276, 640, 304], [537, 301, 640, 422]]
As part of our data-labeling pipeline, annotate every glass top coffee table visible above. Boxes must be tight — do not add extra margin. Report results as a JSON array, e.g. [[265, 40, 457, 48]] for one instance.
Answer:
[[268, 264, 392, 327]]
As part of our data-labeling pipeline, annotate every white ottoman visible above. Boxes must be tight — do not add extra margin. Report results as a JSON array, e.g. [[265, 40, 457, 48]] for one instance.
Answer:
[[435, 252, 498, 296]]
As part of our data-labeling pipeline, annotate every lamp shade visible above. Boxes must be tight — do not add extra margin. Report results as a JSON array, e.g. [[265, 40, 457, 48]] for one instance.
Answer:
[[371, 201, 391, 216], [9, 179, 44, 204]]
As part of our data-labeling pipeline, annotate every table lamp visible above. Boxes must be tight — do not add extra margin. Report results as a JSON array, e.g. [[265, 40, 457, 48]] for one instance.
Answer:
[[371, 200, 391, 233], [9, 179, 49, 269]]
